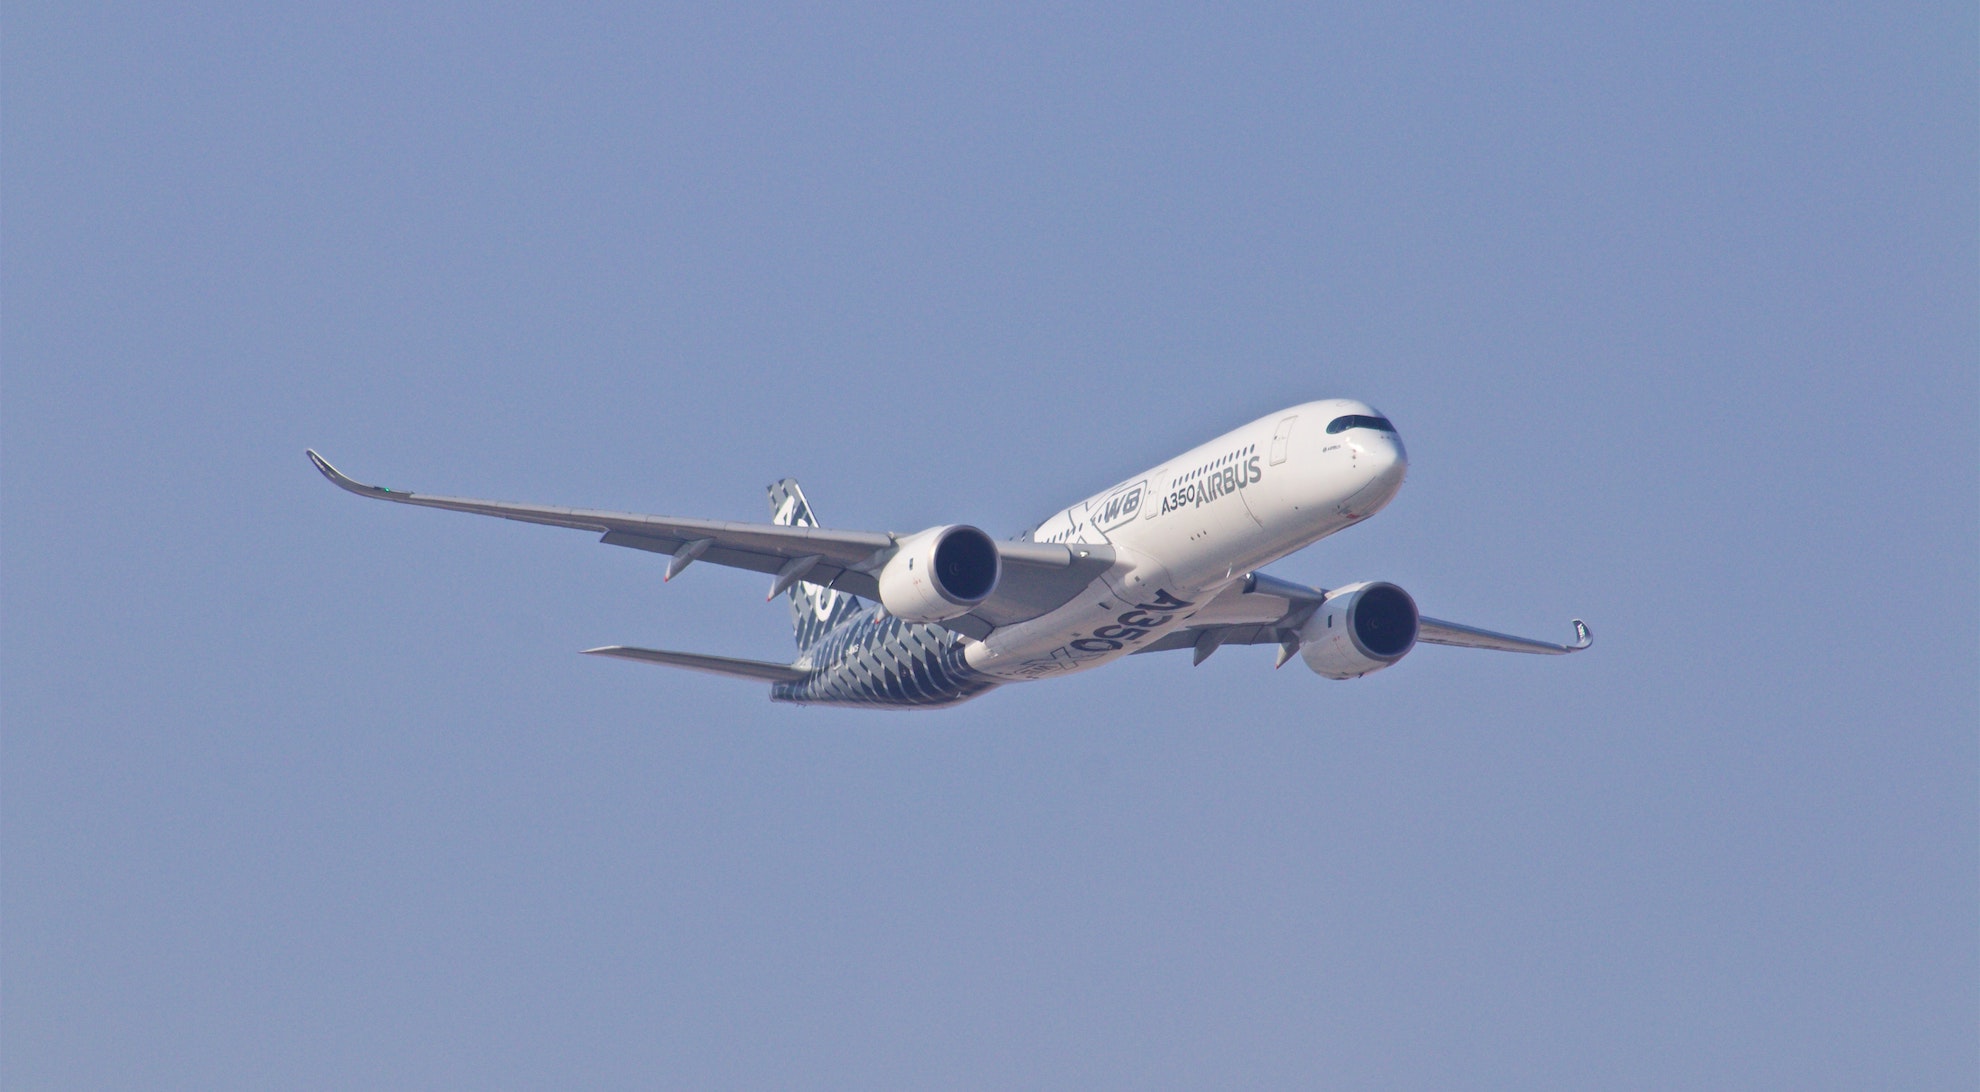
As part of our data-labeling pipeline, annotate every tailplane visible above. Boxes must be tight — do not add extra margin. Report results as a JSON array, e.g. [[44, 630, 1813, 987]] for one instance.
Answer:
[[582, 646, 806, 683], [767, 478, 864, 652]]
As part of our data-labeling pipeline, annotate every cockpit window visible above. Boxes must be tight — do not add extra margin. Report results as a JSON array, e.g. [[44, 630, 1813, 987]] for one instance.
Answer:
[[1326, 414, 1396, 434]]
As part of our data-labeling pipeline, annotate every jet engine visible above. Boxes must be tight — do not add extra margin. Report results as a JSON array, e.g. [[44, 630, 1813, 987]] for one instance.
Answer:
[[1299, 581, 1419, 679], [876, 525, 1001, 623]]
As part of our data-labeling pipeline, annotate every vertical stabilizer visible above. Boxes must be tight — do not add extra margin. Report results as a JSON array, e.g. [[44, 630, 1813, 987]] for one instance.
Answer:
[[767, 478, 864, 653]]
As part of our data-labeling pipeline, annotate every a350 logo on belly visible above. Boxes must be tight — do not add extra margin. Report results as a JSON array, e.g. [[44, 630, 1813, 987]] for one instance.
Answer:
[[1070, 589, 1195, 653]]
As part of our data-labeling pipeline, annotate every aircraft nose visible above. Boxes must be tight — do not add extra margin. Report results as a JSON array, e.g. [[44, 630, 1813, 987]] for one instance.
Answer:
[[1354, 431, 1408, 507]]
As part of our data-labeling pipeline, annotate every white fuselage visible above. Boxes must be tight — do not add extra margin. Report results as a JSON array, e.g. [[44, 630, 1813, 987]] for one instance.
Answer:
[[964, 399, 1408, 682]]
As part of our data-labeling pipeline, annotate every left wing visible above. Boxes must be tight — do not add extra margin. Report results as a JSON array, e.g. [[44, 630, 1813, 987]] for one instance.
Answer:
[[309, 450, 894, 596], [307, 451, 1111, 635], [1136, 572, 1591, 663]]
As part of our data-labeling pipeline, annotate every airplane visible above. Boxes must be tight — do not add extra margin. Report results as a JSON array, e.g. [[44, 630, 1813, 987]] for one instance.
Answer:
[[308, 399, 1589, 709]]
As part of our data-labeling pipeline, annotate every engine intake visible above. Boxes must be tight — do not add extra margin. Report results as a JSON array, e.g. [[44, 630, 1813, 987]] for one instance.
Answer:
[[1299, 581, 1419, 679], [877, 525, 1001, 623]]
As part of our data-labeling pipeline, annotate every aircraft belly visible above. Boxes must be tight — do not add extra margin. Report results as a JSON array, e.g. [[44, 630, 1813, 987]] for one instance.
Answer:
[[967, 573, 1208, 682]]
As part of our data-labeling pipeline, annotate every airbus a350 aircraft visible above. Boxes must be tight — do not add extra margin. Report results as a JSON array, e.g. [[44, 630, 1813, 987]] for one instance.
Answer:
[[310, 399, 1588, 708]]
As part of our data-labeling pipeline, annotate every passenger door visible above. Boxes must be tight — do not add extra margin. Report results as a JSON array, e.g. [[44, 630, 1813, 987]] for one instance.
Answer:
[[1269, 415, 1297, 465]]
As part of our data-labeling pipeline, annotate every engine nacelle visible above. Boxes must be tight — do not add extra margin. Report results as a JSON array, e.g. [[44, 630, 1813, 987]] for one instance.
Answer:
[[876, 525, 1001, 623], [1299, 581, 1419, 679]]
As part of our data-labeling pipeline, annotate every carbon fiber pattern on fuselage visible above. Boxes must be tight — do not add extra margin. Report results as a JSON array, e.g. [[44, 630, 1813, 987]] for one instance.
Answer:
[[771, 605, 998, 708]]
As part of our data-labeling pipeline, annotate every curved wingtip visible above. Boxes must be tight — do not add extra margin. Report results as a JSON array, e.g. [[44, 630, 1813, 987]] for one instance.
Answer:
[[306, 450, 402, 499], [1568, 618, 1593, 651]]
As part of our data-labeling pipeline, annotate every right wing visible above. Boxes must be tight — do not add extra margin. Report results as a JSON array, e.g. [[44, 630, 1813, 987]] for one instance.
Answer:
[[307, 451, 1111, 637], [1133, 572, 1324, 664], [1416, 616, 1592, 655], [1136, 571, 1592, 663]]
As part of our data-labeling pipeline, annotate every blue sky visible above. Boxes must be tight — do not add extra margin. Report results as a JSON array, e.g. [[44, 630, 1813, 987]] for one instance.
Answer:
[[6, 3, 1975, 1087]]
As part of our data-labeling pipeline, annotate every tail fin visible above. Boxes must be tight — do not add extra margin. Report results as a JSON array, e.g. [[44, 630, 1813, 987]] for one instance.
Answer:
[[767, 478, 863, 653]]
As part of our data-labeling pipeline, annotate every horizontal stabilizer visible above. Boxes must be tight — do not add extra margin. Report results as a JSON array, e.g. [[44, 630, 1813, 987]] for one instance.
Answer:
[[581, 646, 808, 683]]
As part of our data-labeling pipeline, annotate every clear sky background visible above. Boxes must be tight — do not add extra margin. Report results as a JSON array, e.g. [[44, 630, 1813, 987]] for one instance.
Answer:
[[5, 3, 1974, 1088]]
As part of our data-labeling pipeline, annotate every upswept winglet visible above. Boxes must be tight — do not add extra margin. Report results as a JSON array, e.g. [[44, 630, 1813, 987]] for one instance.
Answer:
[[308, 450, 409, 500], [1569, 619, 1593, 651]]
